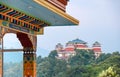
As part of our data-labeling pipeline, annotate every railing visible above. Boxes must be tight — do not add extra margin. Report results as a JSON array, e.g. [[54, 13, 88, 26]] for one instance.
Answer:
[[3, 49, 23, 52]]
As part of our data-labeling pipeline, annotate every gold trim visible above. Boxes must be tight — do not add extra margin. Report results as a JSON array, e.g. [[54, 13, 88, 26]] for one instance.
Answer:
[[0, 20, 38, 36], [36, 28, 44, 35], [34, 0, 79, 25]]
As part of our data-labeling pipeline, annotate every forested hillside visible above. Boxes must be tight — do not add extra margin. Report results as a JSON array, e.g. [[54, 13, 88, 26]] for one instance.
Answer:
[[4, 49, 120, 77], [4, 62, 23, 77], [37, 50, 120, 77]]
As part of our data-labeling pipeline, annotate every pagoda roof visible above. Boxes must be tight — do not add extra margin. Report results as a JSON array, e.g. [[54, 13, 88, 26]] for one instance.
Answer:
[[93, 41, 101, 47], [56, 43, 63, 47], [72, 38, 87, 44], [0, 0, 79, 27]]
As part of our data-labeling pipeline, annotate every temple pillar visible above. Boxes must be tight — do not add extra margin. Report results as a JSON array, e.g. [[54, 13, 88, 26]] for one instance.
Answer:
[[0, 26, 6, 77], [0, 38, 3, 77], [23, 48, 36, 77], [17, 33, 37, 77]]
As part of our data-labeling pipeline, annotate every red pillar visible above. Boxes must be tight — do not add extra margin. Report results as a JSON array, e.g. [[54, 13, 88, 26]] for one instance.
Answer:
[[0, 38, 3, 77], [23, 48, 36, 77], [17, 33, 37, 77]]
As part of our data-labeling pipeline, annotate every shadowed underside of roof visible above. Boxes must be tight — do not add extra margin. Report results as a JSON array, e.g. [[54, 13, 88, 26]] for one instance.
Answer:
[[0, 0, 79, 35]]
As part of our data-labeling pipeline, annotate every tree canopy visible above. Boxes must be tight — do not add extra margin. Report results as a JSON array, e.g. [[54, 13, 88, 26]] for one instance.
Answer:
[[4, 50, 120, 77]]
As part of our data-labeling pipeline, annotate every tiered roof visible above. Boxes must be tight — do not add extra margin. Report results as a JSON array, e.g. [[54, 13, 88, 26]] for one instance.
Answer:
[[56, 43, 63, 48], [93, 41, 101, 47], [71, 38, 87, 44]]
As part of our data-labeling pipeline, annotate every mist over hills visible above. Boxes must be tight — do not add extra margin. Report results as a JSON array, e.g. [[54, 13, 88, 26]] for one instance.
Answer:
[[4, 48, 50, 63]]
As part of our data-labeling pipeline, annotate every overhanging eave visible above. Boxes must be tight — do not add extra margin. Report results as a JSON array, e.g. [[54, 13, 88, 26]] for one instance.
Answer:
[[0, 0, 79, 26], [34, 0, 79, 26]]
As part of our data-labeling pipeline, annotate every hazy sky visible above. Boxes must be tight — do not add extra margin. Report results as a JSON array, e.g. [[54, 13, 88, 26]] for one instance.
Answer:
[[3, 0, 120, 59], [37, 0, 120, 53]]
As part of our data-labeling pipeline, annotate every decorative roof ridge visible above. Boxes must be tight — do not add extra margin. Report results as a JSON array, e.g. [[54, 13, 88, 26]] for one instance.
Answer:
[[71, 38, 87, 44]]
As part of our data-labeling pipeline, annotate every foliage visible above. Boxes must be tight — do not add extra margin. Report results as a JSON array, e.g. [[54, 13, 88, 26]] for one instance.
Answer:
[[68, 49, 95, 66], [48, 50, 58, 59], [38, 50, 120, 77], [98, 67, 119, 77], [37, 50, 67, 77], [3, 50, 120, 77], [97, 52, 120, 76], [95, 53, 111, 63]]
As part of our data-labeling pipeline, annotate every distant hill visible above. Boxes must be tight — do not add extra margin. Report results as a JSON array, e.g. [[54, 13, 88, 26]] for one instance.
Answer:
[[4, 52, 23, 63], [4, 48, 50, 63]]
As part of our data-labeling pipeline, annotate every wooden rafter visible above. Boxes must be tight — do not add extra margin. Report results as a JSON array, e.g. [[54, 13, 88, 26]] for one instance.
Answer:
[[0, 3, 49, 32], [0, 4, 50, 28]]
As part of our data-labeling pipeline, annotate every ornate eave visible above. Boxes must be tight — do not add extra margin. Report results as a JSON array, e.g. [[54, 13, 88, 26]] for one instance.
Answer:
[[34, 0, 79, 25], [0, 0, 79, 35]]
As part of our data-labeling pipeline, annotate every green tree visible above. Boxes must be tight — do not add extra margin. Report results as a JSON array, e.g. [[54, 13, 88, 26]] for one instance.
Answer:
[[98, 67, 119, 77], [37, 50, 67, 77], [95, 53, 111, 64], [48, 50, 58, 59], [68, 49, 95, 66]]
